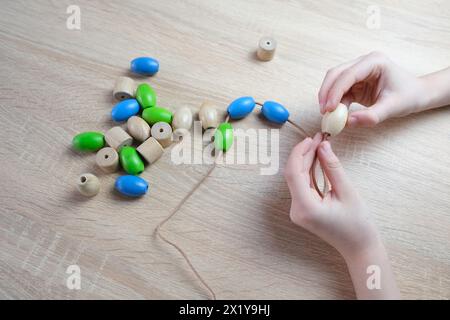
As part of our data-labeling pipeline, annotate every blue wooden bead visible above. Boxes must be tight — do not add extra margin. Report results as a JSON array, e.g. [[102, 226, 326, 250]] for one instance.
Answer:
[[111, 99, 140, 122], [261, 101, 290, 124], [115, 175, 149, 197], [130, 57, 159, 76], [227, 96, 256, 119]]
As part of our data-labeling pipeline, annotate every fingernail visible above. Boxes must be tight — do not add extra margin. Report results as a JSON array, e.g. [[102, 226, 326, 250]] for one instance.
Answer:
[[347, 116, 357, 127]]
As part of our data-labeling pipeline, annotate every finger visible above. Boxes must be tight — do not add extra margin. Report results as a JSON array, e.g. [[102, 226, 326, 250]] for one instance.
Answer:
[[318, 55, 365, 113], [284, 138, 317, 207], [317, 141, 353, 200], [304, 132, 322, 170], [347, 100, 390, 127], [324, 54, 384, 113]]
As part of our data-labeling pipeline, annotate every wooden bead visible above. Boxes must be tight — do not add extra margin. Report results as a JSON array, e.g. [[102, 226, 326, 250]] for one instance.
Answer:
[[76, 173, 100, 197], [127, 116, 151, 142], [136, 137, 164, 164], [321, 103, 348, 136], [151, 122, 173, 148], [113, 76, 136, 101], [257, 36, 277, 61], [199, 101, 219, 130], [172, 107, 193, 132], [105, 126, 133, 150], [95, 147, 119, 173]]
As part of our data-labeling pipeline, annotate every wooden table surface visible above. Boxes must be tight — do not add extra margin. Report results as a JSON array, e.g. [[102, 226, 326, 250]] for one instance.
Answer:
[[1, 0, 449, 299]]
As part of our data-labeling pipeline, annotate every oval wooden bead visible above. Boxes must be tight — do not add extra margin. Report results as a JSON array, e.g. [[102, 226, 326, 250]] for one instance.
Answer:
[[72, 131, 105, 152], [151, 122, 173, 148], [115, 175, 149, 197], [199, 101, 219, 130], [119, 146, 145, 175], [105, 126, 133, 151], [136, 137, 164, 164], [214, 122, 233, 152], [261, 101, 290, 124], [95, 147, 119, 173], [127, 116, 151, 142], [77, 173, 100, 197], [113, 76, 136, 101], [142, 106, 173, 125], [135, 83, 157, 109], [130, 57, 159, 76], [172, 107, 193, 132], [321, 103, 348, 136], [111, 99, 140, 122], [257, 37, 277, 61], [227, 96, 255, 119]]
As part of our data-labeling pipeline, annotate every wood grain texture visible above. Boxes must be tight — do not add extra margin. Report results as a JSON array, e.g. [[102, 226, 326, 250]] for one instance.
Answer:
[[0, 0, 449, 299]]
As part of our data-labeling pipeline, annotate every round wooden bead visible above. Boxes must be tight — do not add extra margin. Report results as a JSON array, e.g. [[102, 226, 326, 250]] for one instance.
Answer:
[[151, 122, 173, 148], [111, 99, 140, 122], [136, 137, 164, 164], [72, 131, 105, 152], [127, 116, 151, 142], [113, 76, 136, 101], [257, 37, 277, 61], [261, 101, 290, 124], [119, 146, 145, 175], [321, 103, 348, 136], [142, 106, 173, 125], [76, 173, 100, 197], [214, 122, 234, 152], [105, 126, 133, 151], [172, 107, 193, 132], [199, 101, 219, 130], [95, 147, 119, 173]]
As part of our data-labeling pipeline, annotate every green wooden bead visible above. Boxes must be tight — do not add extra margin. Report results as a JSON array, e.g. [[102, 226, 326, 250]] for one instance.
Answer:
[[136, 83, 156, 109], [119, 146, 145, 175], [142, 106, 173, 125], [72, 132, 105, 152], [214, 122, 233, 152]]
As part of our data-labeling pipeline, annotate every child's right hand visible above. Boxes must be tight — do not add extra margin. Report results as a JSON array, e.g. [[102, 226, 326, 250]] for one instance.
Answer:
[[318, 51, 430, 127]]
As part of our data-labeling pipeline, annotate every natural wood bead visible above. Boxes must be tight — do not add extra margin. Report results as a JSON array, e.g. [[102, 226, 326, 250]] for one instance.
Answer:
[[127, 116, 151, 142], [151, 122, 173, 148], [172, 107, 193, 132], [76, 173, 100, 197], [199, 101, 219, 130], [136, 137, 164, 164], [105, 126, 133, 150], [113, 76, 136, 101], [321, 103, 348, 136], [256, 36, 277, 61], [95, 147, 119, 173]]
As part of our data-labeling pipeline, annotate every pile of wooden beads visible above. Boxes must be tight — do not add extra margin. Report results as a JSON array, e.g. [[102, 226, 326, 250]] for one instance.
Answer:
[[72, 56, 193, 197]]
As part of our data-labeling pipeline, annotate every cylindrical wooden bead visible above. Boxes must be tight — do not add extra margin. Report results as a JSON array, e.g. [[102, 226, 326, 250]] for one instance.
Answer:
[[151, 122, 173, 148], [257, 37, 277, 61], [172, 107, 193, 132], [136, 137, 164, 164], [199, 101, 219, 130], [113, 76, 136, 101], [105, 126, 133, 151], [127, 116, 151, 142], [96, 147, 119, 173], [77, 173, 100, 197]]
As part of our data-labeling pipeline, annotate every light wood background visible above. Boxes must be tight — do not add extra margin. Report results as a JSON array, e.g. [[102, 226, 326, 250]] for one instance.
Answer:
[[1, 0, 449, 299]]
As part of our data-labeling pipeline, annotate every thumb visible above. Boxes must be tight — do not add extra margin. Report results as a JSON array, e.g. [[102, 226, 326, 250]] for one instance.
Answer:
[[347, 102, 389, 128], [317, 141, 353, 199]]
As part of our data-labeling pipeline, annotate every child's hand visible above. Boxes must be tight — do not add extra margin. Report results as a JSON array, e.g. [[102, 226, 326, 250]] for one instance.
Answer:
[[318, 51, 429, 127], [284, 133, 379, 257], [284, 134, 400, 299]]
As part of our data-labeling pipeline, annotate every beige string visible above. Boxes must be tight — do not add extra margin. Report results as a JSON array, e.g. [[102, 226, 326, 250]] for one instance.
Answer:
[[155, 118, 230, 300], [155, 104, 329, 300]]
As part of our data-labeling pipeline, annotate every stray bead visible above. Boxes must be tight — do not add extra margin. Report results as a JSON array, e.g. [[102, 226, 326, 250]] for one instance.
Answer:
[[72, 132, 105, 152], [130, 57, 159, 76], [111, 99, 140, 122], [77, 173, 100, 197], [257, 37, 277, 61], [115, 175, 149, 197], [96, 147, 119, 173], [113, 76, 136, 101]]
